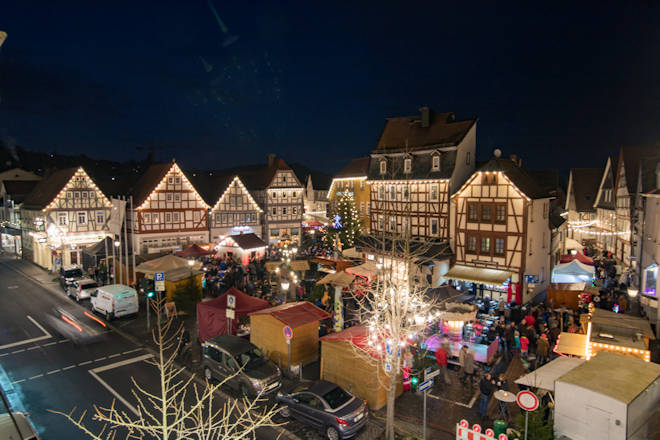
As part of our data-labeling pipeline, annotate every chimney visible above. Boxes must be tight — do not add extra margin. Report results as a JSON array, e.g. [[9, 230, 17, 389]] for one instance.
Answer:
[[267, 153, 276, 168], [509, 154, 522, 167], [419, 106, 430, 128]]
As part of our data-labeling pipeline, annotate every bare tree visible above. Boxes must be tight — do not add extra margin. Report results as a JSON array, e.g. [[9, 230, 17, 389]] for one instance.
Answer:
[[50, 299, 281, 439]]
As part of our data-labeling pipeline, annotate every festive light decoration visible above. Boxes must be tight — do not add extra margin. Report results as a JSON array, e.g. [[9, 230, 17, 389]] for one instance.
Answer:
[[210, 176, 263, 213], [137, 162, 210, 211], [44, 167, 112, 211], [451, 170, 531, 202], [325, 193, 362, 249], [328, 176, 367, 197]]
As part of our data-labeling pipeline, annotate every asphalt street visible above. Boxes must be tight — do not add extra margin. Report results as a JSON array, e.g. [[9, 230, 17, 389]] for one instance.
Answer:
[[0, 258, 296, 440]]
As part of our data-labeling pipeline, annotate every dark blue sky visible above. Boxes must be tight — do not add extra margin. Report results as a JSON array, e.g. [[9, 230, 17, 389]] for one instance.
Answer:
[[2, 1, 660, 173]]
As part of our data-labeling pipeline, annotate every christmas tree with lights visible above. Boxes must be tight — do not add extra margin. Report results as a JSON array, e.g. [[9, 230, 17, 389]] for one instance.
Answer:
[[326, 193, 362, 250]]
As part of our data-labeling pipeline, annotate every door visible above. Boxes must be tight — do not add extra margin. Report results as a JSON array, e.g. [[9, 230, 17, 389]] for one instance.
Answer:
[[222, 353, 240, 389], [292, 392, 326, 427], [585, 406, 611, 439], [205, 347, 224, 378]]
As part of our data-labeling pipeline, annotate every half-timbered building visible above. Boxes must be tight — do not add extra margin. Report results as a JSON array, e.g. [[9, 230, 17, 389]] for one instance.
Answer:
[[130, 161, 210, 254], [448, 154, 552, 303], [565, 168, 602, 245], [261, 158, 304, 245], [21, 167, 112, 270], [368, 107, 476, 241], [592, 157, 618, 258]]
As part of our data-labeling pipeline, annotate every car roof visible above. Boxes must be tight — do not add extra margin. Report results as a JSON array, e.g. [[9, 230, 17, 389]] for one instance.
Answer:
[[205, 335, 254, 355], [77, 278, 96, 284], [307, 380, 341, 396], [63, 265, 81, 271]]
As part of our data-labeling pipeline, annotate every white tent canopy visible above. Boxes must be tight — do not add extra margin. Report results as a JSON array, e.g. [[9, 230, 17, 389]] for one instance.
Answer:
[[564, 237, 584, 251], [136, 254, 202, 279], [345, 261, 379, 278], [552, 259, 594, 283], [515, 357, 585, 391]]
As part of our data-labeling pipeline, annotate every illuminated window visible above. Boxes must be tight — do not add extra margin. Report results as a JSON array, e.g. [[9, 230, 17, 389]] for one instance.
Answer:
[[467, 236, 477, 253], [380, 160, 387, 175], [144, 213, 151, 224], [644, 264, 658, 296], [468, 203, 478, 222], [432, 155, 440, 171], [293, 207, 297, 215], [480, 237, 490, 254], [77, 211, 87, 225], [153, 214, 159, 224]]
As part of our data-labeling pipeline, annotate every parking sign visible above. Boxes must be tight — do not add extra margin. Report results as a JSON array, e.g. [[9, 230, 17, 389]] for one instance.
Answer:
[[155, 272, 165, 282]]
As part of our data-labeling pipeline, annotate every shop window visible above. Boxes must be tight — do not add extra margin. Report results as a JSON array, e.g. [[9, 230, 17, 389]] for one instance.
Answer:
[[495, 204, 506, 224], [480, 237, 490, 254], [481, 205, 492, 222], [466, 236, 477, 253], [468, 203, 478, 222], [77, 211, 87, 225], [495, 238, 505, 256]]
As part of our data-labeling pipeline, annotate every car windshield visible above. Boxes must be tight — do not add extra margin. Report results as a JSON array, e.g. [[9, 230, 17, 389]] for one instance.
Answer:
[[65, 269, 83, 278], [235, 347, 266, 370], [322, 386, 352, 409], [81, 282, 98, 289]]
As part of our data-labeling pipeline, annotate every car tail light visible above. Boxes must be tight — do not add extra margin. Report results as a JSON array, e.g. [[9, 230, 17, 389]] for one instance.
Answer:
[[336, 418, 349, 426]]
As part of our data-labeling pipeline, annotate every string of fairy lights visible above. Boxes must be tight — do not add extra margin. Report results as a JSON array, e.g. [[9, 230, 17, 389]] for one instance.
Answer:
[[326, 193, 362, 248], [567, 219, 631, 237]]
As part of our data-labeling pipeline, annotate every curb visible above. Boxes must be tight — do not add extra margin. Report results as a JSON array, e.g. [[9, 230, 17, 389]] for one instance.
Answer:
[[0, 258, 301, 440]]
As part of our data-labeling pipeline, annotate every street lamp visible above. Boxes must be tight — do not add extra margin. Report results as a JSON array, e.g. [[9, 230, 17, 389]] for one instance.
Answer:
[[281, 281, 290, 291], [114, 240, 120, 248], [627, 286, 638, 298]]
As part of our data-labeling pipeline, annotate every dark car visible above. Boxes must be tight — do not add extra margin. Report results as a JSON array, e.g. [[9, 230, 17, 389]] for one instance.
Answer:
[[59, 265, 84, 290], [201, 335, 281, 397], [276, 380, 368, 440]]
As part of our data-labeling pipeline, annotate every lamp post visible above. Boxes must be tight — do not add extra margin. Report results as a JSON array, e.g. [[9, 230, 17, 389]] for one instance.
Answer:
[[627, 285, 638, 315], [281, 280, 290, 302], [113, 238, 120, 282]]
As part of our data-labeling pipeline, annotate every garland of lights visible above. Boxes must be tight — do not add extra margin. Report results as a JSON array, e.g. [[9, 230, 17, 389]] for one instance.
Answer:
[[325, 193, 362, 249]]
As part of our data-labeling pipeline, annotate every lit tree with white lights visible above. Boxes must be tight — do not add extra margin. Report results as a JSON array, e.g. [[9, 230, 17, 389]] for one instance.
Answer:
[[326, 193, 362, 250]]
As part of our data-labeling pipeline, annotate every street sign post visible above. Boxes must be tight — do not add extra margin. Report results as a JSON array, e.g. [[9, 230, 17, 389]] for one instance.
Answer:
[[226, 294, 236, 335], [419, 378, 434, 440], [284, 326, 293, 369], [227, 294, 236, 308], [516, 390, 539, 440], [151, 272, 165, 326], [424, 367, 439, 381], [155, 272, 165, 282]]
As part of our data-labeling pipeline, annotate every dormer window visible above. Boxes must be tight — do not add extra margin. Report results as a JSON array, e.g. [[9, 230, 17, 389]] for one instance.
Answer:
[[380, 159, 387, 175], [432, 154, 440, 171], [404, 157, 412, 174]]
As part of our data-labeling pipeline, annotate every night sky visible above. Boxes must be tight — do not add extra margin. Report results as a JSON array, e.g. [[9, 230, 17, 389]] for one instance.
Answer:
[[2, 2, 660, 173]]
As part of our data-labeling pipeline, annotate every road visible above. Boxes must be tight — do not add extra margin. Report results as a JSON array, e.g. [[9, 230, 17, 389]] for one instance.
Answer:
[[0, 257, 295, 440]]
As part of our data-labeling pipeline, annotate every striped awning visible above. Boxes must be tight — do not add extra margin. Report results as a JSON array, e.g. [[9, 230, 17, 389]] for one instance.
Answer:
[[444, 264, 512, 285]]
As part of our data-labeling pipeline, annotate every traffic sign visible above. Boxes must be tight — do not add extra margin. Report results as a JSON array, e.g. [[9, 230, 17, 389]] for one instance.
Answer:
[[424, 367, 439, 381], [226, 308, 235, 319], [155, 272, 165, 282], [418, 378, 434, 392], [516, 390, 539, 411], [155, 280, 165, 291], [227, 294, 236, 308], [283, 325, 293, 340]]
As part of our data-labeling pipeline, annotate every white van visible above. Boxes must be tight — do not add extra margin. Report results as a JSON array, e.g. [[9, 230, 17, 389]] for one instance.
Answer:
[[0, 412, 39, 439], [91, 284, 138, 320]]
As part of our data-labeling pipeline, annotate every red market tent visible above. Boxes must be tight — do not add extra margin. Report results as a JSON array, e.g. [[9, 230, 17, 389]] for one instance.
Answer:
[[196, 288, 269, 342], [176, 244, 213, 258], [560, 251, 594, 266]]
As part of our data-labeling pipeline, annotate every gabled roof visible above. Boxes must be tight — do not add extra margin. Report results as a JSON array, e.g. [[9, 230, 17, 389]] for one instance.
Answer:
[[619, 145, 660, 195], [476, 158, 551, 199], [131, 162, 173, 206], [594, 156, 617, 210], [264, 157, 302, 187], [225, 233, 267, 250], [306, 172, 333, 191], [374, 110, 476, 153], [249, 302, 330, 328], [1, 180, 41, 203], [336, 157, 370, 179], [22, 168, 79, 210], [188, 171, 238, 207], [567, 168, 603, 212]]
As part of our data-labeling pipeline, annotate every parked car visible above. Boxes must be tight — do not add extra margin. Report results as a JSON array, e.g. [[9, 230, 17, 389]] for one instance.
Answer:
[[276, 380, 368, 440], [67, 278, 98, 301], [90, 284, 138, 320], [0, 411, 39, 439], [201, 335, 281, 397], [59, 265, 84, 290]]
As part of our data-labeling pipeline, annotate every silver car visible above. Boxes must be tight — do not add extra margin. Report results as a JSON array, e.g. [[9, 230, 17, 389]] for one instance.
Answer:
[[68, 278, 98, 301]]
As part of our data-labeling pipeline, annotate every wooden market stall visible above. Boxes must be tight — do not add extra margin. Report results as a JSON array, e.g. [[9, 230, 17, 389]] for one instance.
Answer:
[[249, 302, 329, 369], [320, 326, 402, 410], [546, 282, 587, 311], [135, 254, 203, 301], [311, 256, 355, 274]]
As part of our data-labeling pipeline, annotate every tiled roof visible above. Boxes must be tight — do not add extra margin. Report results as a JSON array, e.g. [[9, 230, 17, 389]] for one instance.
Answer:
[[620, 145, 660, 195], [569, 168, 603, 212], [188, 172, 236, 207], [2, 180, 41, 203], [336, 157, 370, 179], [22, 168, 78, 210], [228, 233, 267, 250], [595, 156, 616, 210], [131, 162, 173, 206], [478, 158, 550, 199], [374, 110, 476, 153]]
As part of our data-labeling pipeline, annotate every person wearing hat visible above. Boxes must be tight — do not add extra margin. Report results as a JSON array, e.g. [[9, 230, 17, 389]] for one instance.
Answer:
[[536, 333, 550, 366]]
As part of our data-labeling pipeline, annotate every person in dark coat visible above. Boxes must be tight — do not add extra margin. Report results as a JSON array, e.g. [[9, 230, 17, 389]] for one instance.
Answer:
[[479, 372, 496, 418]]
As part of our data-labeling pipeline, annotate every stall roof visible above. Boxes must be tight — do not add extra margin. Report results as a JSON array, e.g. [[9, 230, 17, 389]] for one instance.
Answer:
[[289, 260, 310, 272], [557, 352, 660, 404], [135, 254, 203, 278], [444, 264, 512, 285], [345, 261, 379, 278], [515, 357, 585, 391], [316, 271, 355, 287], [176, 244, 213, 257], [320, 325, 379, 358], [554, 332, 588, 357], [548, 282, 587, 291], [249, 302, 330, 328], [227, 233, 267, 251], [342, 247, 362, 259], [591, 308, 655, 339]]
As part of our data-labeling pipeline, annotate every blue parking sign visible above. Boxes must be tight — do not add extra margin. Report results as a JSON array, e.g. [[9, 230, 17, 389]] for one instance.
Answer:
[[155, 272, 165, 282]]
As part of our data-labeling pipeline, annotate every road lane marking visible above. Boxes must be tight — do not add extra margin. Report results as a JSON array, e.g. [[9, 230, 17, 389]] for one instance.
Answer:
[[78, 360, 92, 366], [94, 357, 107, 362], [27, 346, 39, 351], [11, 379, 25, 385], [91, 354, 152, 373], [89, 370, 139, 416], [8, 285, 18, 289], [62, 365, 76, 371], [107, 353, 121, 359], [28, 374, 43, 380], [0, 315, 52, 351], [427, 389, 480, 408], [121, 348, 142, 355], [47, 369, 61, 375], [11, 349, 25, 354], [0, 353, 8, 358], [43, 341, 58, 347]]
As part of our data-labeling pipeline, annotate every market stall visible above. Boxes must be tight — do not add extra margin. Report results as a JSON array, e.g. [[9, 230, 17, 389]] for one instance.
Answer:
[[444, 264, 514, 301], [588, 309, 654, 362], [135, 254, 203, 301], [196, 287, 269, 341], [249, 302, 329, 368], [546, 282, 587, 311], [551, 260, 594, 283], [215, 233, 267, 265], [515, 356, 585, 391], [320, 325, 402, 410], [422, 303, 499, 364], [345, 261, 379, 280], [559, 250, 594, 266]]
